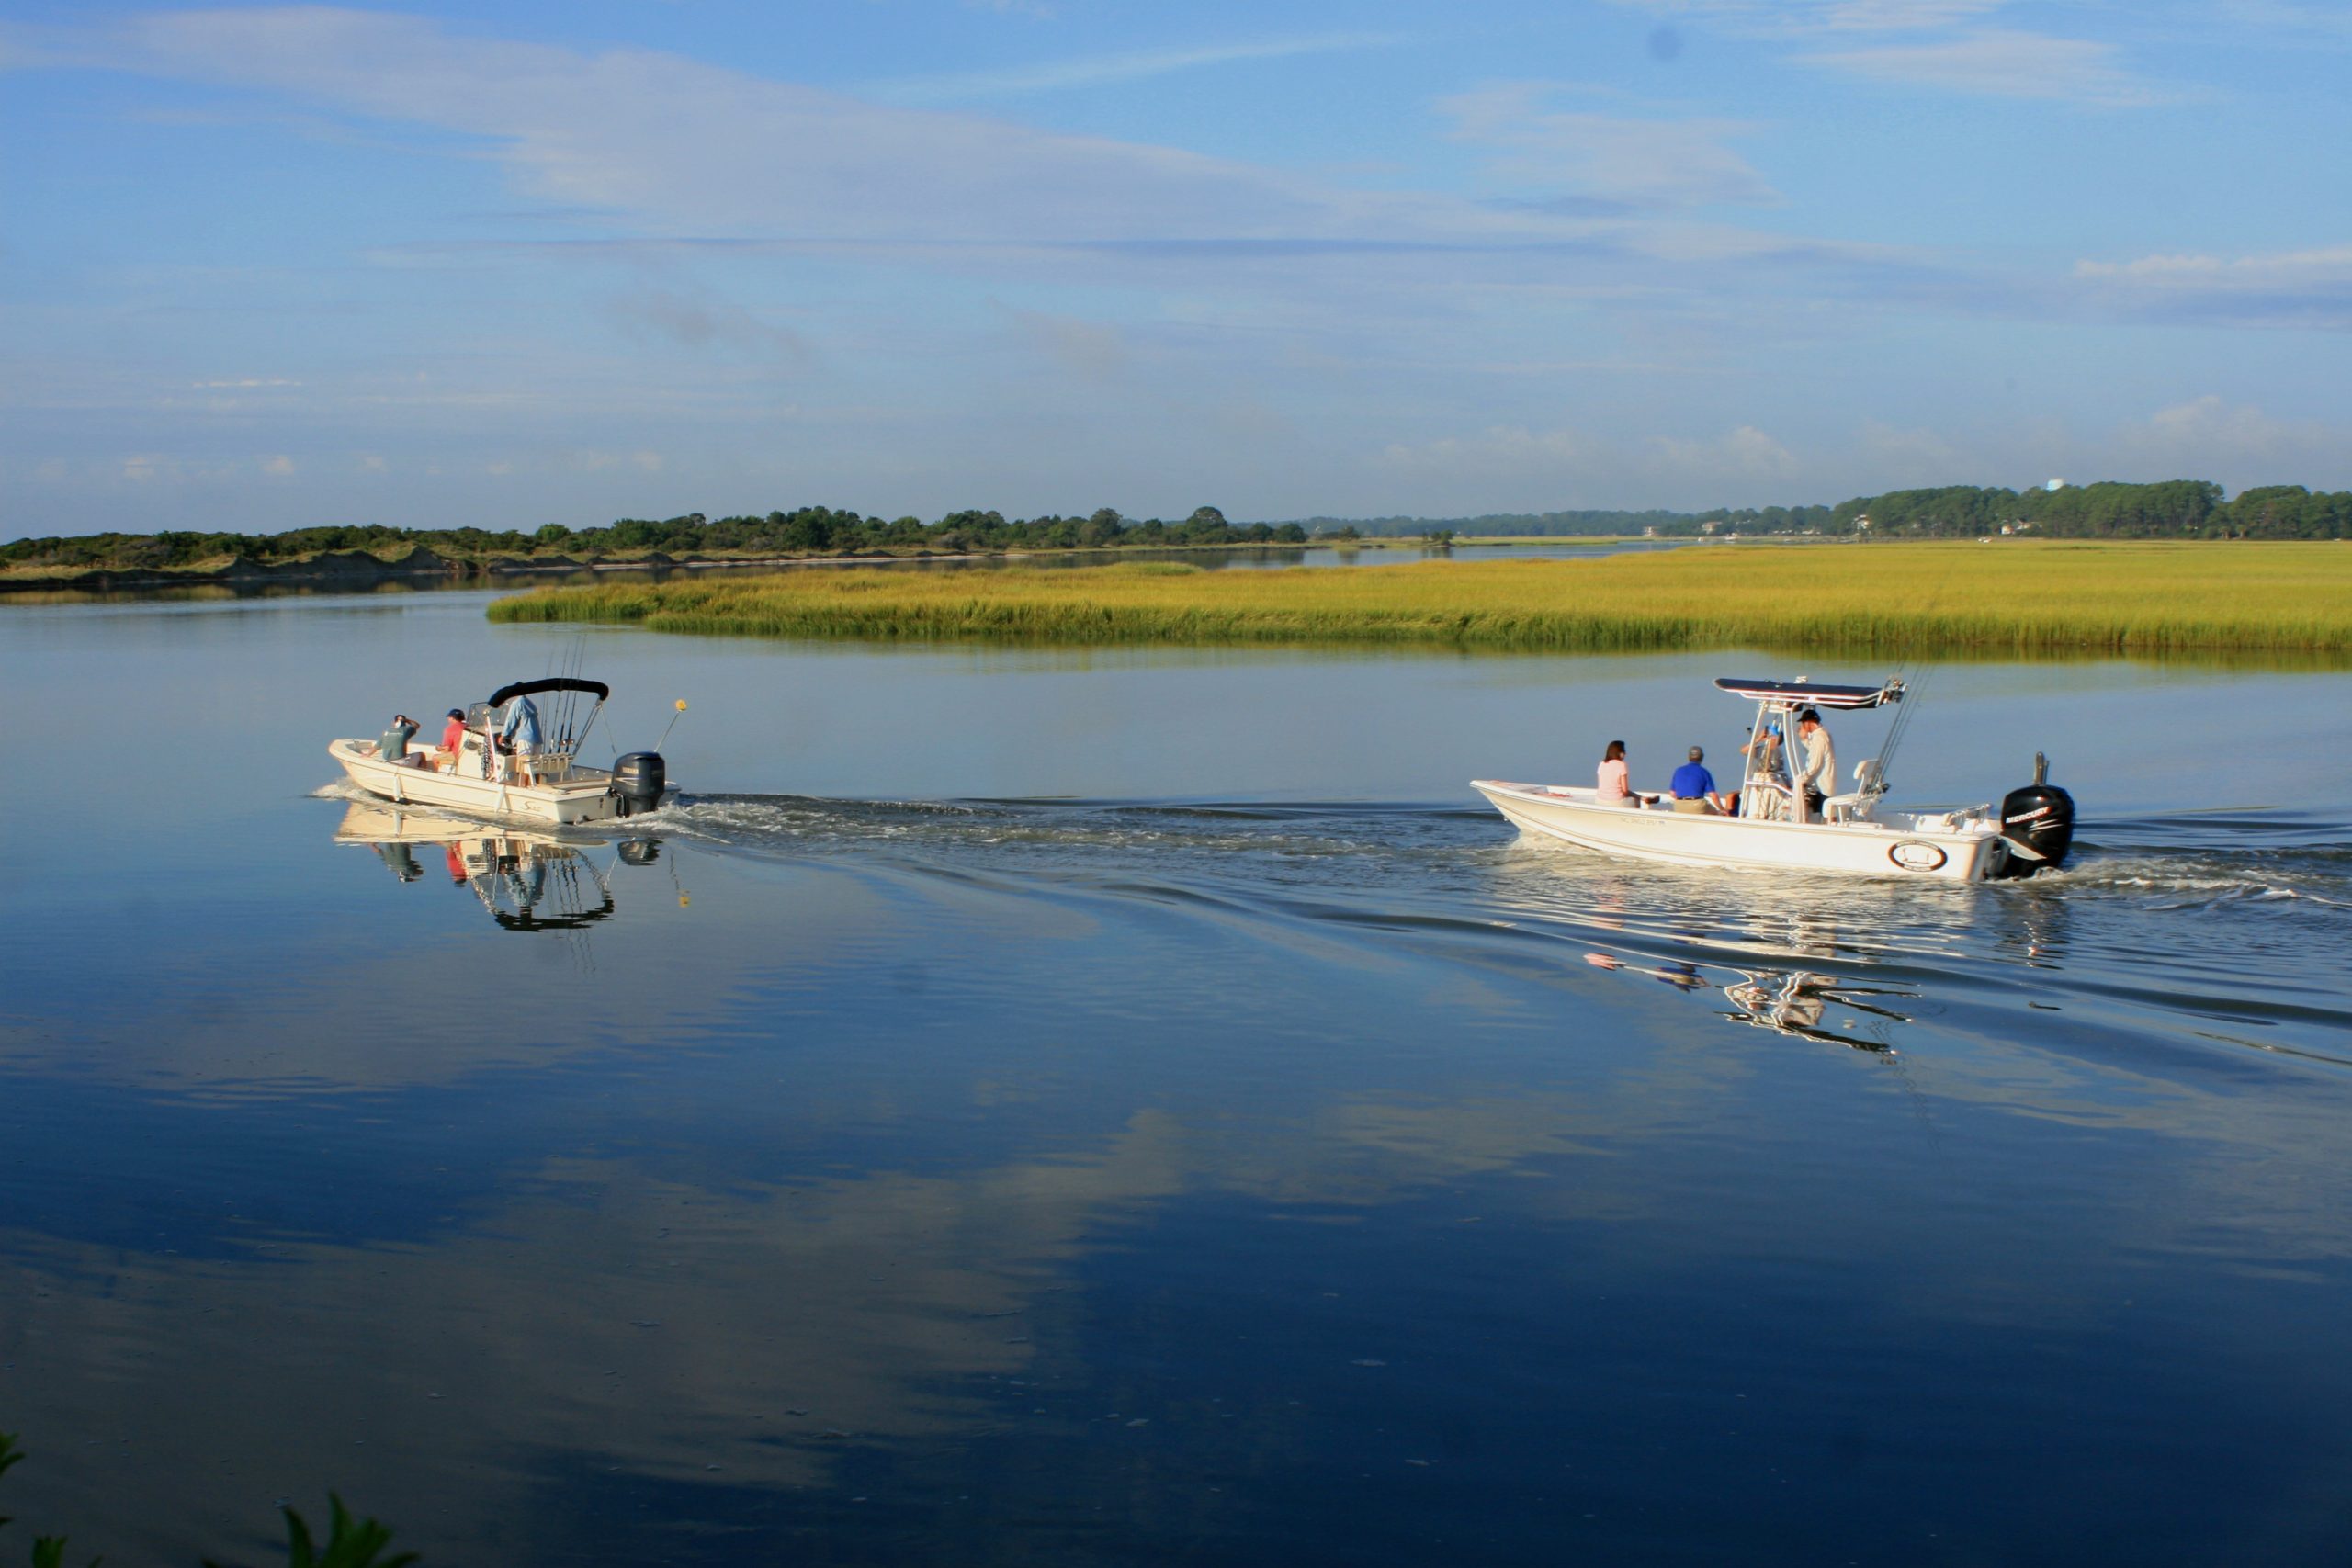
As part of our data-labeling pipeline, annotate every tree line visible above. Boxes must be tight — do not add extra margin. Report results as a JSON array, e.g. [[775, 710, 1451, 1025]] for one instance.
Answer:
[[1824, 481, 2349, 539], [0, 506, 1306, 571], [6, 480, 2346, 572]]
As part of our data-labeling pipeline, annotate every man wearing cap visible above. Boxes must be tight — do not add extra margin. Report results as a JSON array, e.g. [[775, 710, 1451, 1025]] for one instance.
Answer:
[[1668, 745, 1729, 815], [1793, 707, 1837, 821], [431, 707, 469, 773]]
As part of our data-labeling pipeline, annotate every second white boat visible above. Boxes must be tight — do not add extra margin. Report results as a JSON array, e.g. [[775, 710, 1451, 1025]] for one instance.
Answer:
[[1474, 675, 2075, 884]]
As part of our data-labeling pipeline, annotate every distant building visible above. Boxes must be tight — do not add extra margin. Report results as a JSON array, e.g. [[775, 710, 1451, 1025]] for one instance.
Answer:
[[1642, 525, 1657, 538]]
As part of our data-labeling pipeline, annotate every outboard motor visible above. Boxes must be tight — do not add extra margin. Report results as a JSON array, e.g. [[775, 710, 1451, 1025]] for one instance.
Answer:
[[612, 751, 667, 817], [1994, 751, 2075, 878]]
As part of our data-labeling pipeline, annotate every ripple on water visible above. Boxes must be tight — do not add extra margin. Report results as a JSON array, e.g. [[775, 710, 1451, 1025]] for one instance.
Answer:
[[595, 792, 2352, 1071]]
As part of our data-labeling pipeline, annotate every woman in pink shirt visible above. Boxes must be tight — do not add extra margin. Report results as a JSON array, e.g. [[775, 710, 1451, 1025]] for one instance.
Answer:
[[1596, 739, 1643, 807]]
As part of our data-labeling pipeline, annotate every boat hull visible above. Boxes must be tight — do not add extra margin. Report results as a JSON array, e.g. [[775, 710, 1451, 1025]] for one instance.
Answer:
[[331, 739, 628, 826], [1471, 780, 2007, 883]]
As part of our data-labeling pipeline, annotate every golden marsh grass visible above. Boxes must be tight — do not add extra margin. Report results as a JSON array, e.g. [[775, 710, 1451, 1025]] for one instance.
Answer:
[[487, 541, 2352, 658]]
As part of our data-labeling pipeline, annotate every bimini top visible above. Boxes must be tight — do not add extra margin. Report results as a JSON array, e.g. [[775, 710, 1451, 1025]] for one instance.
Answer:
[[489, 676, 611, 707], [1713, 677, 1901, 709]]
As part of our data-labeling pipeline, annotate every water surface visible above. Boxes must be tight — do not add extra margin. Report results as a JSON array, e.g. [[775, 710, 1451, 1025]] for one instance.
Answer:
[[3, 592, 2347, 1565]]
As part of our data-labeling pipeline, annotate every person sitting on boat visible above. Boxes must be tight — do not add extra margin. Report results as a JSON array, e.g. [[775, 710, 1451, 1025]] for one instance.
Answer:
[[378, 713, 418, 762], [1793, 708, 1838, 821], [498, 691, 543, 787], [1668, 746, 1730, 815], [1597, 739, 1651, 808], [431, 707, 468, 773]]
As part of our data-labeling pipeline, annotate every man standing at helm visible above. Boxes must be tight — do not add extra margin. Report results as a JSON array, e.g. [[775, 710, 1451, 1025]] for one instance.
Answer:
[[1793, 707, 1837, 821], [499, 690, 543, 787]]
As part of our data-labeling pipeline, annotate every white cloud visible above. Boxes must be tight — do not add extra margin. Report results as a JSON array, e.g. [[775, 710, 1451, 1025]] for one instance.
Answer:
[[1859, 420, 1966, 474], [1651, 423, 1797, 481], [872, 34, 1409, 103], [1609, 2, 2184, 106], [1376, 423, 1609, 481], [2074, 243, 2352, 328], [1374, 420, 1797, 500], [1800, 28, 2184, 107], [260, 454, 296, 476], [1603, 1, 2012, 38], [2128, 396, 2326, 464], [1440, 84, 1775, 209], [2218, 1, 2352, 41], [2075, 243, 2352, 285], [51, 6, 1830, 272], [77, 9, 1332, 246]]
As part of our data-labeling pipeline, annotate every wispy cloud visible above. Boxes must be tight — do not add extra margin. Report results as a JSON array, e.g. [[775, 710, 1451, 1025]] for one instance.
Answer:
[[1609, 1, 2185, 106], [1374, 419, 1800, 495], [1001, 307, 1134, 382], [1800, 28, 2187, 107], [1441, 84, 1775, 209], [607, 287, 813, 363], [2217, 1, 2352, 43], [1603, 0, 2011, 39], [871, 33, 1409, 103], [1650, 423, 1797, 481], [2111, 395, 2343, 480], [2075, 244, 2352, 328]]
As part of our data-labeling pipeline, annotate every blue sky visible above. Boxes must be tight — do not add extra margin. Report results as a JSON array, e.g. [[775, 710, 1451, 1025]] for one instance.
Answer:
[[4, 0, 2348, 535]]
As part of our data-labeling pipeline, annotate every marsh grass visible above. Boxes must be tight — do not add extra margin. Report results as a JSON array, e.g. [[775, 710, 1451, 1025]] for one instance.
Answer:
[[487, 541, 2352, 658]]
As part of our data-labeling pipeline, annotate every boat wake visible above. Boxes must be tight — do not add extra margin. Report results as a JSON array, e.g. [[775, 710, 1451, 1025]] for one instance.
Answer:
[[325, 784, 2352, 1068]]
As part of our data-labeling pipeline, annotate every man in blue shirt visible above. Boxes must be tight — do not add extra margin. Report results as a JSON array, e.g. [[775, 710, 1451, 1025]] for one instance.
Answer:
[[498, 691, 543, 787], [1669, 745, 1729, 815]]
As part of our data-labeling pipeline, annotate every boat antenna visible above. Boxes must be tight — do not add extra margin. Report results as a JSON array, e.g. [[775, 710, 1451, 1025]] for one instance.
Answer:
[[1871, 664, 1933, 789], [654, 699, 688, 751]]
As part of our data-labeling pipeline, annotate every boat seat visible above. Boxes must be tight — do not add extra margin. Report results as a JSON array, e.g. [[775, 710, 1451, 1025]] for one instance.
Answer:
[[1823, 759, 1884, 824]]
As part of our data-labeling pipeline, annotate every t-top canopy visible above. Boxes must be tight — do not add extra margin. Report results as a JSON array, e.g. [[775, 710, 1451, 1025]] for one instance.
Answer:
[[489, 676, 610, 707], [1713, 677, 1900, 709]]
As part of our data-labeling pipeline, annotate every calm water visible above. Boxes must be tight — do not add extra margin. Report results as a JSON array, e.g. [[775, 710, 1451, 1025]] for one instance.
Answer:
[[3, 592, 2348, 1565]]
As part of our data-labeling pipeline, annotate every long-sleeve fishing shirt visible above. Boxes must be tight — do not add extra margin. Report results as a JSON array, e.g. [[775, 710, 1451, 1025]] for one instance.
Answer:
[[499, 694, 541, 747]]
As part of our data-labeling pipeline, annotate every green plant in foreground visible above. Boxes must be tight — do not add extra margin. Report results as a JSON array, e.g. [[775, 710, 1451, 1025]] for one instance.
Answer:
[[1, 1433, 415, 1568]]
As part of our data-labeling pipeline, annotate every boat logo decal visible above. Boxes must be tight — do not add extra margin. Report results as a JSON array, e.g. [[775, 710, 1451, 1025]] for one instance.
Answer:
[[1888, 841, 1948, 872]]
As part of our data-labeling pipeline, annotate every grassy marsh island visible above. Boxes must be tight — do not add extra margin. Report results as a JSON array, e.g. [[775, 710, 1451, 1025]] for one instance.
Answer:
[[487, 540, 2352, 658]]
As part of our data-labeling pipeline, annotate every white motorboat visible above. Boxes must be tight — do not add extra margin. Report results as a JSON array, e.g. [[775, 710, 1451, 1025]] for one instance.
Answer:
[[330, 677, 670, 827], [1473, 676, 2076, 884]]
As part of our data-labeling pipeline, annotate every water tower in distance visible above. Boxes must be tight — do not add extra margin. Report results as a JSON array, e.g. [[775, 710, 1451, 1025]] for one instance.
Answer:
[[2045, 478, 2066, 492]]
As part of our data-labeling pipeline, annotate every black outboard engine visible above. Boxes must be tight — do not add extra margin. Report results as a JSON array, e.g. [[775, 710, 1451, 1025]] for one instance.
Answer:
[[612, 751, 667, 817], [1993, 751, 2075, 878]]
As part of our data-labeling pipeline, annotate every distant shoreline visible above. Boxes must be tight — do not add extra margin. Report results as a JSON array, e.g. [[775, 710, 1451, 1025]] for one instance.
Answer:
[[0, 535, 1657, 599]]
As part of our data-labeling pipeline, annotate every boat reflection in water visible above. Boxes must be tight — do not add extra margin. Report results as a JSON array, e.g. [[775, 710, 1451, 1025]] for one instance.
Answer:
[[1586, 950, 1918, 1055], [334, 801, 662, 932]]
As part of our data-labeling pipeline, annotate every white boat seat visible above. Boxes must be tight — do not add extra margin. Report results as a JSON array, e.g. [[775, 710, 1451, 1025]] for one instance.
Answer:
[[1823, 758, 1884, 824]]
